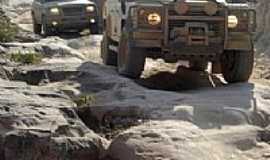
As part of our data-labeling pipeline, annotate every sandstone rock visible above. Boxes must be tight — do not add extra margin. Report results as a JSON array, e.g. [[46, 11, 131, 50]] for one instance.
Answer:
[[259, 125, 270, 143], [105, 121, 261, 160], [12, 62, 81, 85], [0, 45, 6, 54], [4, 130, 106, 160], [256, 0, 270, 54], [0, 79, 108, 160], [15, 30, 41, 42], [10, 61, 270, 131], [0, 66, 7, 79], [1, 37, 86, 60]]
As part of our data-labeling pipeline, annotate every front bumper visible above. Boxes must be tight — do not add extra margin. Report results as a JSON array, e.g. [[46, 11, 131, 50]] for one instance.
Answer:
[[46, 14, 98, 30], [131, 14, 252, 60], [132, 27, 224, 57]]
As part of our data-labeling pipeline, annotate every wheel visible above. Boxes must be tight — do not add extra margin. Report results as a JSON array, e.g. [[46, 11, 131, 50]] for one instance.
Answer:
[[90, 24, 99, 34], [32, 14, 41, 35], [101, 32, 117, 66], [117, 32, 145, 78], [221, 49, 254, 83], [189, 61, 208, 71], [41, 17, 53, 37]]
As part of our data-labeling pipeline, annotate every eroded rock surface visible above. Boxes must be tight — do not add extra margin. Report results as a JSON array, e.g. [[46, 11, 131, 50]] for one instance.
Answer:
[[0, 78, 108, 160], [105, 121, 269, 160]]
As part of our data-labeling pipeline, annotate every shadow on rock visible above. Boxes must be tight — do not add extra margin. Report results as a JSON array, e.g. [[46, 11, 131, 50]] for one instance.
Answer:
[[56, 31, 88, 40], [74, 62, 269, 139], [136, 66, 224, 91]]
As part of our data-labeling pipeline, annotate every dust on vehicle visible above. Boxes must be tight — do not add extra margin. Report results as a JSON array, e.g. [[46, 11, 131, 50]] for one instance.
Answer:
[[31, 0, 99, 36], [101, 0, 256, 83]]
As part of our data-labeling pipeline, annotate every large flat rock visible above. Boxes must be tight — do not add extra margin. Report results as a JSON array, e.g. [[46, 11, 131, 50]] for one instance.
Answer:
[[0, 78, 108, 160], [106, 121, 269, 160], [6, 60, 270, 160]]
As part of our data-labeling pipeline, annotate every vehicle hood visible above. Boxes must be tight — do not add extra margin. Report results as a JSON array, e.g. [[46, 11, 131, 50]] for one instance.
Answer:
[[45, 0, 94, 8], [132, 0, 250, 8]]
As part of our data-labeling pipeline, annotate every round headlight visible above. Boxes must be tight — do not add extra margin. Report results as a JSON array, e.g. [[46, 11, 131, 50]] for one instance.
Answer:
[[228, 15, 238, 28], [147, 13, 161, 25], [204, 1, 218, 16], [86, 6, 95, 12], [175, 1, 189, 15], [50, 8, 59, 15]]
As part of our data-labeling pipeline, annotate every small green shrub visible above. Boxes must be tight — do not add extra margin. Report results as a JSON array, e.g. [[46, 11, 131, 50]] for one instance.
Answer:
[[10, 52, 43, 64], [74, 94, 97, 107], [0, 15, 18, 42]]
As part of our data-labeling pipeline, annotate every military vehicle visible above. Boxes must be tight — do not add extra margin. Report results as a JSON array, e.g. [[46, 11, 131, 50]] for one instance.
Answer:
[[91, 0, 106, 32], [101, 0, 256, 83], [31, 0, 99, 36]]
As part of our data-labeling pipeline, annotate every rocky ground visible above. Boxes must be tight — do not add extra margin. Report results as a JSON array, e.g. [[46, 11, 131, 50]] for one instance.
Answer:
[[0, 1, 270, 160]]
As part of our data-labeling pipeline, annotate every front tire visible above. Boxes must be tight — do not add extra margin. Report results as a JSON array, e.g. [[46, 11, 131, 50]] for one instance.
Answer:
[[101, 32, 117, 66], [117, 32, 145, 78], [221, 50, 254, 83]]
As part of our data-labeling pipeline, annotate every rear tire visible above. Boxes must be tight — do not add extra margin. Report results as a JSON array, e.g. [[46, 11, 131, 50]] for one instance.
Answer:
[[117, 32, 145, 78], [189, 61, 208, 71], [221, 50, 254, 83], [101, 32, 117, 66]]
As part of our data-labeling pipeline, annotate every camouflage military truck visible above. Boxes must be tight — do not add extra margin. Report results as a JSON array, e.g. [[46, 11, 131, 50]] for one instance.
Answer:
[[31, 0, 99, 36], [101, 0, 256, 83]]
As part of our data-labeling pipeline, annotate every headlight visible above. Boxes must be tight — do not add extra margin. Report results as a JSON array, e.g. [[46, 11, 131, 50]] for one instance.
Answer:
[[50, 8, 60, 15], [204, 1, 218, 16], [147, 13, 161, 25], [228, 15, 238, 28], [175, 1, 189, 15], [86, 6, 95, 12]]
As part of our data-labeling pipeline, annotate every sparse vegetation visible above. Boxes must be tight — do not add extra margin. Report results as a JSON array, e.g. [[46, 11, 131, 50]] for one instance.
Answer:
[[10, 52, 43, 64], [74, 94, 97, 107], [0, 10, 18, 42]]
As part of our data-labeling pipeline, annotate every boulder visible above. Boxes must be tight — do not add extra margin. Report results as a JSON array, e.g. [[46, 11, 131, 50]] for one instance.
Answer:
[[256, 0, 270, 54], [0, 66, 8, 79], [4, 130, 107, 160], [13, 61, 269, 131], [12, 62, 81, 85], [0, 45, 6, 54], [105, 121, 262, 160], [1, 37, 86, 60], [0, 78, 108, 160]]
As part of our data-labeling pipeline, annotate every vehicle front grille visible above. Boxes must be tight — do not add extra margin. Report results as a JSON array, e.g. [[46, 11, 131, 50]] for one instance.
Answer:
[[168, 4, 222, 16], [62, 6, 84, 16], [167, 5, 225, 42]]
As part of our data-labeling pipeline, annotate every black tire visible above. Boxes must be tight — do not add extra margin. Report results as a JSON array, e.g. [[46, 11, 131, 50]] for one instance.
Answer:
[[118, 32, 145, 78], [221, 50, 254, 83], [90, 24, 99, 34], [101, 32, 117, 66], [42, 17, 53, 37], [32, 14, 41, 35], [189, 61, 208, 71]]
